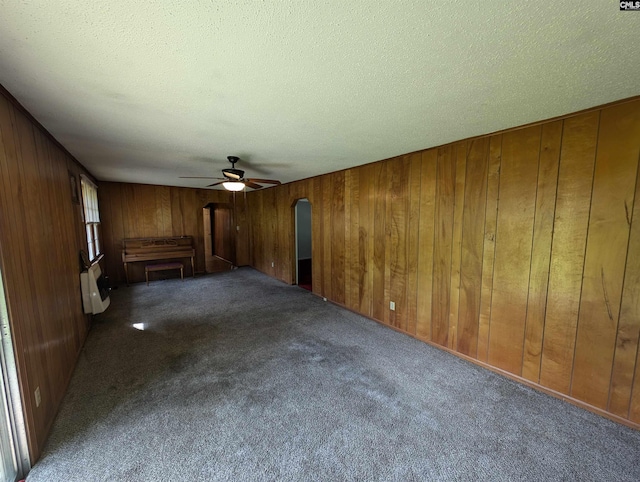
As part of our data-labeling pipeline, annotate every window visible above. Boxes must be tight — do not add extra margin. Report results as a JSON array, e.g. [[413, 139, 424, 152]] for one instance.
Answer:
[[80, 176, 101, 261]]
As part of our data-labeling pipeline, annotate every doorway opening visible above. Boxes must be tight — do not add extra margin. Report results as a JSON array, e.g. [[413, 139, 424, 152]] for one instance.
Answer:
[[203, 203, 235, 273], [0, 264, 30, 481], [294, 199, 312, 291]]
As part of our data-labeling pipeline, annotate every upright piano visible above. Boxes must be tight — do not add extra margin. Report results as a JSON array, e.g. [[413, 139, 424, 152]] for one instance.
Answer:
[[122, 236, 195, 285]]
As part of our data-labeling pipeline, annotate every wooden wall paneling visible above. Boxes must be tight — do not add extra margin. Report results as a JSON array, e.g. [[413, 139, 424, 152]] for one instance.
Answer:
[[539, 111, 599, 394], [32, 130, 62, 332], [198, 191, 210, 271], [320, 175, 332, 299], [288, 181, 299, 202], [14, 112, 59, 429], [246, 192, 258, 272], [299, 180, 314, 283], [251, 191, 262, 269], [265, 188, 277, 277], [344, 175, 351, 302], [521, 121, 563, 382], [477, 135, 502, 361], [139, 184, 158, 237], [271, 188, 280, 278], [329, 177, 346, 297], [457, 138, 490, 357], [488, 126, 540, 374], [248, 191, 257, 268], [54, 153, 82, 366], [98, 183, 115, 276], [260, 189, 268, 273], [184, 189, 200, 273], [157, 186, 172, 237], [122, 183, 136, 238], [372, 162, 387, 322], [284, 184, 293, 272], [236, 97, 640, 426], [34, 130, 75, 371], [264, 189, 272, 274], [97, 183, 238, 283], [448, 142, 468, 349], [358, 164, 374, 317], [385, 156, 409, 330], [312, 176, 324, 296], [263, 189, 278, 278], [49, 146, 82, 355], [0, 97, 39, 456], [382, 160, 394, 326], [265, 190, 275, 276], [612, 152, 640, 418], [249, 191, 265, 272], [277, 186, 291, 283], [431, 145, 456, 346], [6, 103, 47, 454], [203, 205, 213, 272], [345, 169, 357, 311], [571, 102, 640, 408], [234, 192, 250, 267], [415, 149, 437, 340], [286, 185, 296, 281], [406, 153, 422, 335], [106, 183, 125, 281], [4, 104, 43, 426], [0, 92, 91, 461], [332, 171, 346, 304], [170, 187, 184, 237]]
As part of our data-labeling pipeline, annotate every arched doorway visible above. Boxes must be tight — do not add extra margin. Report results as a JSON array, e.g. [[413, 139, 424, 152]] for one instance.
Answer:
[[294, 199, 312, 291]]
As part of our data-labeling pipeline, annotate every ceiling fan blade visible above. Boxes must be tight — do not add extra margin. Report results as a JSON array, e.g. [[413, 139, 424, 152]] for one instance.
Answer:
[[206, 181, 226, 187], [246, 178, 281, 185], [244, 181, 263, 190], [180, 176, 225, 180]]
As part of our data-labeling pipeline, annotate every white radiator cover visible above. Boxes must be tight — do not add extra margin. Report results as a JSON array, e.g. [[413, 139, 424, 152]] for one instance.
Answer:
[[80, 263, 110, 314]]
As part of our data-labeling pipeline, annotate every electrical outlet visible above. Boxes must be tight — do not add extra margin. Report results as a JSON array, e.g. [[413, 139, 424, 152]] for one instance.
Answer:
[[271, 261, 275, 268], [390, 301, 396, 311], [35, 386, 41, 407]]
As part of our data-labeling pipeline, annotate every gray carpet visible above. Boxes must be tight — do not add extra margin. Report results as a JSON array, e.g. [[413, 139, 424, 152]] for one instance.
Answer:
[[27, 268, 640, 481]]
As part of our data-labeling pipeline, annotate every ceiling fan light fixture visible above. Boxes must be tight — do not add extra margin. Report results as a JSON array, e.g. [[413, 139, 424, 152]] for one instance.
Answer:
[[222, 181, 245, 192]]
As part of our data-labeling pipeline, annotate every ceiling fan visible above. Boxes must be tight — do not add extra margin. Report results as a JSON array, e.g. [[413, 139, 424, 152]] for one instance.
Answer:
[[180, 156, 281, 191]]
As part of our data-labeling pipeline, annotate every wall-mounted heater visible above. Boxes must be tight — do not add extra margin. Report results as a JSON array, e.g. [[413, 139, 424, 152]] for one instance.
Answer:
[[80, 263, 111, 314]]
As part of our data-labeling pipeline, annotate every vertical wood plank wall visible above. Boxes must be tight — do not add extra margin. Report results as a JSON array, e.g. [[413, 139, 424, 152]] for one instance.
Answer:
[[246, 98, 640, 426], [0, 91, 92, 461], [98, 182, 236, 284]]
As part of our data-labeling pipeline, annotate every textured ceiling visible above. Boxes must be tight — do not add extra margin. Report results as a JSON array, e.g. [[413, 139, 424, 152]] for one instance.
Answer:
[[0, 1, 638, 189]]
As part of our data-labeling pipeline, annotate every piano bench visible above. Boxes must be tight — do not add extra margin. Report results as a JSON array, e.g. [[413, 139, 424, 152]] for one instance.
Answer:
[[145, 262, 184, 286]]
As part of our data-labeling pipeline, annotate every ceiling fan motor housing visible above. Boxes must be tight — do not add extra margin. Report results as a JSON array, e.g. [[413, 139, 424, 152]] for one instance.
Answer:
[[223, 155, 244, 180]]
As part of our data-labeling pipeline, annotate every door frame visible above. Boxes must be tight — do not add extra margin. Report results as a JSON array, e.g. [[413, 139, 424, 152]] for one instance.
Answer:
[[203, 202, 236, 273], [291, 198, 312, 286]]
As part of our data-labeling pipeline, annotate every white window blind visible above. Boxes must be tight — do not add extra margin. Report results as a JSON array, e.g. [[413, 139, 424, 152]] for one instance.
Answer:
[[81, 177, 100, 223], [80, 176, 101, 260]]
